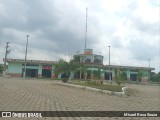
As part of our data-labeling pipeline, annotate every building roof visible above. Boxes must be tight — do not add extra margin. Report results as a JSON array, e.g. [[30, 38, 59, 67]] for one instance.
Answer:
[[5, 58, 58, 64], [72, 62, 154, 70], [4, 58, 155, 70], [74, 54, 104, 57], [105, 65, 155, 70]]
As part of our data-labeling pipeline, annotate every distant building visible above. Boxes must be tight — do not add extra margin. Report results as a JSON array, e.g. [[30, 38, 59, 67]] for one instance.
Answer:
[[4, 49, 155, 82], [72, 48, 154, 82], [74, 48, 103, 64], [5, 58, 56, 78]]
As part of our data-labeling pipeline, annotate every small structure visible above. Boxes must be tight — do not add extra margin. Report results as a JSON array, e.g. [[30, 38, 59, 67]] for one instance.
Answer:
[[5, 58, 57, 78], [72, 49, 154, 82], [74, 49, 103, 64]]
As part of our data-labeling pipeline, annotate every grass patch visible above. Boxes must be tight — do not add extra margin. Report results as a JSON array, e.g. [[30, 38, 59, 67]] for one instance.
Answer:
[[36, 77, 61, 80], [70, 81, 123, 92]]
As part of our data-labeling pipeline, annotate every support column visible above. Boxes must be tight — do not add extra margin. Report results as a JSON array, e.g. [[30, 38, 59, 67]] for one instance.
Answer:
[[112, 69, 115, 80], [38, 65, 42, 78], [127, 69, 130, 81], [51, 65, 55, 78]]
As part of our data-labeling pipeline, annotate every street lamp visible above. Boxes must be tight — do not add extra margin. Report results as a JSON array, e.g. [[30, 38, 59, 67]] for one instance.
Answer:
[[108, 46, 112, 85], [23, 35, 29, 78], [3, 42, 10, 76], [148, 58, 150, 68]]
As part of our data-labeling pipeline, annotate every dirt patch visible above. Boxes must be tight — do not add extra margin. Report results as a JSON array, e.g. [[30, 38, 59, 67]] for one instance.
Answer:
[[125, 84, 160, 98], [125, 88, 139, 96]]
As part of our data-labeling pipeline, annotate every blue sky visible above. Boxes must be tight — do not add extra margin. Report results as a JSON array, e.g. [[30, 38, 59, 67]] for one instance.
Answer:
[[0, 0, 159, 72]]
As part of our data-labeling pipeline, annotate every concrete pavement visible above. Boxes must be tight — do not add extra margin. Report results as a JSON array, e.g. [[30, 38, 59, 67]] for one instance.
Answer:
[[0, 78, 159, 120]]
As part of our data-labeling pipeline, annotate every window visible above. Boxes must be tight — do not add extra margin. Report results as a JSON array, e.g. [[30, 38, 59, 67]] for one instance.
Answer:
[[22, 64, 39, 67], [85, 58, 91, 62]]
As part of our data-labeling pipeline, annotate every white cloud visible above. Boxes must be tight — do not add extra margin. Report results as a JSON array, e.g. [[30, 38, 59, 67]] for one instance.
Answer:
[[0, 0, 159, 72]]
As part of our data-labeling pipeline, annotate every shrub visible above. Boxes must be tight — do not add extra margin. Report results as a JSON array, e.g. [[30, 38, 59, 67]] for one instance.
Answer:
[[61, 78, 68, 83], [95, 80, 103, 85], [85, 81, 96, 85]]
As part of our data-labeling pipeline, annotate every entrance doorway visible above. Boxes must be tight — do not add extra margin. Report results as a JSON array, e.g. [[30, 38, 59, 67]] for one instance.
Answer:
[[105, 72, 112, 80], [42, 65, 52, 78], [25, 69, 38, 78], [130, 74, 137, 81], [42, 69, 51, 78]]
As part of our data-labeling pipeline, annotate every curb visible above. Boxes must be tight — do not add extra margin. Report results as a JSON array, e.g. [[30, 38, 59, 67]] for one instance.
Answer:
[[58, 82, 127, 96]]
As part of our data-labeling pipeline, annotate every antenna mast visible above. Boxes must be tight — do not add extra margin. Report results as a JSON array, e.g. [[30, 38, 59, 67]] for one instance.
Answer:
[[85, 8, 88, 49]]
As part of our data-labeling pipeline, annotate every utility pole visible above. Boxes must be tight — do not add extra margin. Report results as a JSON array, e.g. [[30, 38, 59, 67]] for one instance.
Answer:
[[108, 46, 112, 85], [148, 58, 150, 81], [3, 42, 10, 76], [23, 35, 29, 78], [85, 7, 88, 49]]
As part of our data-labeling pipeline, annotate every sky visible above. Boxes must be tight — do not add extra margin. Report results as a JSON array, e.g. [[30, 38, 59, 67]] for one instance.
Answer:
[[0, 0, 159, 72]]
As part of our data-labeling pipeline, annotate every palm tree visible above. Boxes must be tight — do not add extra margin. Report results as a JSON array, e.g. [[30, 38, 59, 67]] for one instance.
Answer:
[[55, 59, 69, 79], [115, 69, 125, 86], [55, 59, 79, 81], [93, 67, 104, 85], [137, 70, 144, 82], [79, 64, 88, 80], [68, 59, 79, 80]]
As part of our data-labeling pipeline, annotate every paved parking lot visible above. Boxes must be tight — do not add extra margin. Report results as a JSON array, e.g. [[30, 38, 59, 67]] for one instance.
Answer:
[[0, 78, 159, 120]]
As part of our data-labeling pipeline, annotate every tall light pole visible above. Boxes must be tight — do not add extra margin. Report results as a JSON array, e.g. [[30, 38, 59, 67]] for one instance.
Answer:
[[108, 46, 112, 85], [148, 58, 150, 68], [23, 35, 29, 78], [3, 42, 10, 76]]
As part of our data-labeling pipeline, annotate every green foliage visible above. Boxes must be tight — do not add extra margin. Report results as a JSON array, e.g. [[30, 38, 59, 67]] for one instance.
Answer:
[[115, 69, 127, 86], [120, 70, 127, 83], [61, 78, 68, 83], [93, 68, 101, 80], [73, 56, 80, 62], [72, 81, 123, 92], [69, 59, 79, 74], [55, 59, 69, 76], [55, 59, 79, 81], [0, 64, 3, 74], [79, 64, 88, 80], [94, 59, 101, 64], [150, 72, 160, 82], [93, 67, 104, 85], [85, 81, 96, 85], [137, 70, 144, 82]]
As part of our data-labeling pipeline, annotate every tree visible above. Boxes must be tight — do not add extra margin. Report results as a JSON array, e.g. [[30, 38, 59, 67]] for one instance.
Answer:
[[55, 59, 70, 79], [93, 67, 104, 85], [137, 70, 144, 82], [94, 59, 101, 64], [69, 59, 79, 80], [121, 70, 127, 83], [93, 68, 101, 80], [73, 56, 80, 62], [115, 69, 126, 86], [150, 72, 160, 82], [55, 59, 79, 81], [157, 72, 160, 82], [79, 64, 88, 80]]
